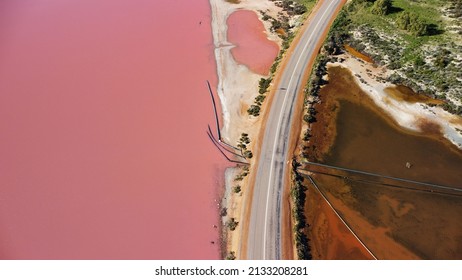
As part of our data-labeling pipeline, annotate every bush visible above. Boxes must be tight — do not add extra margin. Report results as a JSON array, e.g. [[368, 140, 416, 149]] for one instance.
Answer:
[[239, 133, 250, 144], [225, 251, 236, 260], [247, 105, 261, 116], [294, 3, 307, 15], [243, 150, 253, 159], [259, 78, 272, 94], [396, 12, 429, 36], [303, 114, 316, 123], [226, 218, 239, 231], [434, 48, 452, 68], [371, 0, 392, 16], [255, 94, 266, 105], [290, 158, 311, 259]]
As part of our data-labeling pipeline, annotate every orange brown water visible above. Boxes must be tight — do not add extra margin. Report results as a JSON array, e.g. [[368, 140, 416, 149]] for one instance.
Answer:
[[305, 66, 462, 259], [384, 85, 444, 105], [344, 45, 374, 63]]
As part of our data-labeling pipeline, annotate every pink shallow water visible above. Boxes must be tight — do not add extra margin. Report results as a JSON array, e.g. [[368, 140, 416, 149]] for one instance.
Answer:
[[227, 10, 279, 75], [0, 0, 227, 259]]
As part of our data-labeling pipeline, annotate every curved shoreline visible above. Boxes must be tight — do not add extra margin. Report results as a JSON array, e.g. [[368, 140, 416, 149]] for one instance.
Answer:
[[227, 10, 280, 76], [209, 0, 284, 259], [329, 53, 462, 150], [209, 0, 282, 144]]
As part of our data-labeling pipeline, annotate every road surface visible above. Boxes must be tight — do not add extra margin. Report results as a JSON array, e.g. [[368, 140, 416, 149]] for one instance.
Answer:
[[246, 0, 345, 260]]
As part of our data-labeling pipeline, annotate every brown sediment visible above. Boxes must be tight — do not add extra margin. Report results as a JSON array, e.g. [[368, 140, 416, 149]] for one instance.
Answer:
[[384, 85, 444, 105], [276, 28, 287, 37], [303, 65, 462, 259], [344, 44, 374, 63], [307, 176, 420, 259], [306, 185, 375, 260], [416, 118, 443, 135]]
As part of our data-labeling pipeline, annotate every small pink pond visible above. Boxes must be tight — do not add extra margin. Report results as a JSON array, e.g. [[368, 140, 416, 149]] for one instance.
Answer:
[[0, 0, 226, 259], [227, 10, 279, 75]]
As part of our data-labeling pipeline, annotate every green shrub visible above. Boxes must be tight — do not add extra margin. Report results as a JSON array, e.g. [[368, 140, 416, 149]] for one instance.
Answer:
[[396, 11, 429, 36], [243, 150, 253, 159], [247, 105, 261, 116], [226, 218, 239, 231], [371, 0, 392, 16]]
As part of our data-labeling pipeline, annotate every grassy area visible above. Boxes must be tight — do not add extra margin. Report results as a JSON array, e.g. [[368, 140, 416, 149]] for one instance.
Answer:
[[332, 0, 462, 114], [294, 0, 317, 12]]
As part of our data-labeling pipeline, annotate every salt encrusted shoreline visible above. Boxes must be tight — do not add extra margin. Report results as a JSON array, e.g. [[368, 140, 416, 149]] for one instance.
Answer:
[[209, 0, 284, 258], [330, 53, 462, 149], [209, 0, 283, 144]]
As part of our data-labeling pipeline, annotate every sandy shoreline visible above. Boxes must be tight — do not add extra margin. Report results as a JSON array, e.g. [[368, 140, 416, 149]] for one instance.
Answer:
[[330, 53, 462, 150], [209, 0, 283, 144], [209, 0, 285, 258]]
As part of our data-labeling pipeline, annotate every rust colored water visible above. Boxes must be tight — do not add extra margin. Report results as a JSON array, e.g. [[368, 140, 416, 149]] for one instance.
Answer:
[[0, 0, 227, 259], [227, 10, 279, 75], [344, 45, 374, 63], [306, 185, 374, 260], [384, 85, 443, 105], [305, 66, 462, 259]]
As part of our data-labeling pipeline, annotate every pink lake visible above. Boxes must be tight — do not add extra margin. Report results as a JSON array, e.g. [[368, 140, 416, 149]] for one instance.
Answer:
[[0, 0, 227, 259], [227, 10, 279, 75]]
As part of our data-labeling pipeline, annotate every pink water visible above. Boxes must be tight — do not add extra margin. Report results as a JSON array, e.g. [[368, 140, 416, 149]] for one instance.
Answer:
[[227, 10, 279, 75], [0, 0, 227, 259]]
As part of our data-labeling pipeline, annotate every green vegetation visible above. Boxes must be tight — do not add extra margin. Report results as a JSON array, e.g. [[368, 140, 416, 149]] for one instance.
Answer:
[[243, 150, 253, 159], [237, 133, 253, 159], [225, 218, 239, 231], [220, 207, 227, 217], [247, 104, 261, 117], [292, 0, 317, 14], [371, 0, 392, 16], [225, 251, 236, 260], [234, 165, 249, 181], [280, 0, 308, 15], [396, 11, 430, 36], [248, 1, 316, 118], [328, 0, 462, 115], [259, 77, 272, 94], [237, 133, 250, 150], [290, 158, 312, 260]]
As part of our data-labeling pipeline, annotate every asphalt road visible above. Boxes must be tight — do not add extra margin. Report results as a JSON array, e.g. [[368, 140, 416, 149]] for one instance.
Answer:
[[246, 0, 345, 260]]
